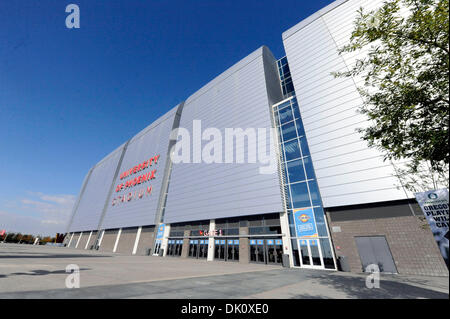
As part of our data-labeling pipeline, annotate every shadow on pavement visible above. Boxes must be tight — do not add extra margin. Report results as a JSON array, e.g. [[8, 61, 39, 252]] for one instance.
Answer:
[[0, 254, 111, 259], [0, 268, 91, 279], [296, 273, 449, 299]]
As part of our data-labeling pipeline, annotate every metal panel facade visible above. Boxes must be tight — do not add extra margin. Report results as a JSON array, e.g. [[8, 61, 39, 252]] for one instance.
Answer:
[[100, 106, 180, 229], [282, 0, 412, 208], [163, 46, 284, 223], [68, 145, 125, 232]]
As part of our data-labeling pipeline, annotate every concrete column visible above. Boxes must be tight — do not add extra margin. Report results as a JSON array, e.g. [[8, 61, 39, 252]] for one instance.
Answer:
[[67, 233, 74, 247], [132, 227, 142, 255], [239, 226, 249, 264], [97, 230, 105, 248], [75, 232, 83, 248], [181, 229, 190, 258], [84, 231, 93, 250], [207, 220, 215, 261], [280, 211, 293, 267], [113, 228, 122, 253], [161, 224, 171, 256]]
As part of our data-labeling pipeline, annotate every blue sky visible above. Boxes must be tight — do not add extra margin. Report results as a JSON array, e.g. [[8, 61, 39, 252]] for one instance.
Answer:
[[0, 0, 334, 236]]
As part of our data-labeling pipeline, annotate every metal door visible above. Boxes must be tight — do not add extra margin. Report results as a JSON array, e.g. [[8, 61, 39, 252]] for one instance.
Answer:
[[355, 236, 397, 273]]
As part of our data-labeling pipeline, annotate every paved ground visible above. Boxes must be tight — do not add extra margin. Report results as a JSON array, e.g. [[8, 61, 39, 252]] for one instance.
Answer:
[[0, 243, 448, 299]]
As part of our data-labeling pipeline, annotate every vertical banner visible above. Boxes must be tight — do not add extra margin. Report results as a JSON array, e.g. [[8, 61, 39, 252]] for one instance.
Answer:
[[156, 224, 165, 240], [415, 189, 449, 268], [293, 208, 318, 238]]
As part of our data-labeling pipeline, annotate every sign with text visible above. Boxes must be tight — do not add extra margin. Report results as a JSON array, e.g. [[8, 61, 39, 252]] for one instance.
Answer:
[[156, 224, 165, 239], [415, 189, 449, 268], [293, 208, 318, 238]]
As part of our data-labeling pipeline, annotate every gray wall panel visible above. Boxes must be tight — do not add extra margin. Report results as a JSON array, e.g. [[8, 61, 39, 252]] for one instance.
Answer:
[[68, 145, 125, 232], [283, 0, 412, 208], [135, 226, 155, 255], [86, 231, 97, 250], [115, 227, 138, 254], [164, 46, 284, 224], [100, 106, 180, 229], [99, 229, 118, 252], [76, 232, 89, 249]]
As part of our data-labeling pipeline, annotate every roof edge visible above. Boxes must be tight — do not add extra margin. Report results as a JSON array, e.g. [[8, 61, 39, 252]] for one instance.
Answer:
[[282, 0, 349, 41]]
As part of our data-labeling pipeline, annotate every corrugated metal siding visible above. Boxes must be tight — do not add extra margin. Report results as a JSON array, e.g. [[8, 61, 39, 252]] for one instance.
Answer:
[[99, 106, 180, 229], [68, 145, 125, 232], [163, 46, 284, 223], [283, 0, 411, 208]]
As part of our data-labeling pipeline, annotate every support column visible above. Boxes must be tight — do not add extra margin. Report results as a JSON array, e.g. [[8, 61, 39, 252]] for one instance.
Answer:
[[84, 231, 93, 250], [132, 227, 142, 255], [161, 224, 171, 256], [239, 225, 249, 264], [113, 228, 122, 253], [207, 220, 215, 261], [75, 232, 83, 248], [181, 229, 190, 258], [67, 233, 74, 247], [280, 211, 293, 267]]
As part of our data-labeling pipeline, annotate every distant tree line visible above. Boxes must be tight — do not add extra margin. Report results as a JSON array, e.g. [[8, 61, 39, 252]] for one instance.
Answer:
[[0, 233, 64, 245]]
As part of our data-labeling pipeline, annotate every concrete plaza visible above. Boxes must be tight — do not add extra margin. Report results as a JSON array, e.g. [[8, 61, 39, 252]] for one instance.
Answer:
[[0, 243, 448, 299]]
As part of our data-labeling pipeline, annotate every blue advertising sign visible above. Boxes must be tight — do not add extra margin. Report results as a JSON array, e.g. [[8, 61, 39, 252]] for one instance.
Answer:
[[234, 240, 239, 245], [156, 224, 165, 239], [257, 240, 264, 245], [293, 208, 318, 238], [220, 240, 225, 244], [228, 240, 233, 245], [200, 240, 204, 244], [275, 240, 282, 245], [267, 239, 274, 245], [215, 240, 219, 244], [250, 240, 256, 245]]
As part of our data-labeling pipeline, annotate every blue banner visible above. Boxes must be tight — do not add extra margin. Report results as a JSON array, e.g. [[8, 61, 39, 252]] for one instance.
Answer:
[[293, 208, 318, 238], [156, 224, 165, 239], [250, 239, 256, 245], [275, 239, 282, 245]]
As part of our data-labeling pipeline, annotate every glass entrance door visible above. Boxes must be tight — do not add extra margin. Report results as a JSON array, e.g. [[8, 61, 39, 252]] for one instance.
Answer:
[[198, 239, 208, 259], [189, 240, 198, 258], [298, 239, 324, 269], [250, 239, 282, 265], [214, 239, 226, 260], [266, 239, 283, 265], [153, 240, 161, 256]]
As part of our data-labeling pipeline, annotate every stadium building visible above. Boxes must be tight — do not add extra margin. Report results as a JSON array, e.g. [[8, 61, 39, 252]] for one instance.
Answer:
[[63, 0, 448, 276]]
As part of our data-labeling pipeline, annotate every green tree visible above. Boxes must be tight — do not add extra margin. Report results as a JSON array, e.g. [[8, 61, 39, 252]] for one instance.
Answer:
[[334, 0, 449, 190]]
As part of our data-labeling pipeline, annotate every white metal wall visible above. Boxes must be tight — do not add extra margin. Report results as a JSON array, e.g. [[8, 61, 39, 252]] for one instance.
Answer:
[[100, 106, 180, 229], [163, 46, 284, 223], [67, 144, 125, 232], [283, 0, 413, 208]]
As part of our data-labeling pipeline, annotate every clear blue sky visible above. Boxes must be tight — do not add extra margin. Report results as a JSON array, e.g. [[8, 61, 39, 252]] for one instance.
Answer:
[[0, 0, 334, 236]]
